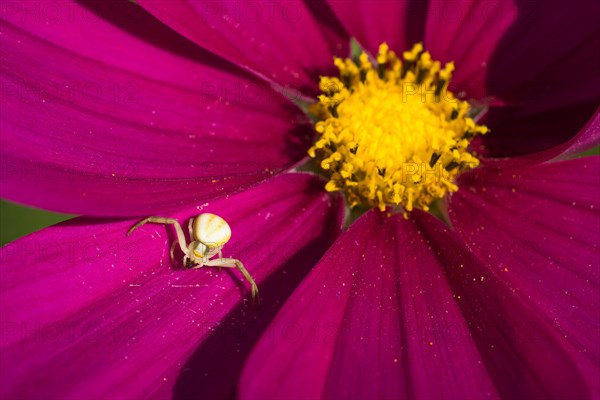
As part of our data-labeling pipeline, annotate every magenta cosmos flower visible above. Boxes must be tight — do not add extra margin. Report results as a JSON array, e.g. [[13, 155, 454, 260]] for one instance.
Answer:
[[1, 0, 599, 399]]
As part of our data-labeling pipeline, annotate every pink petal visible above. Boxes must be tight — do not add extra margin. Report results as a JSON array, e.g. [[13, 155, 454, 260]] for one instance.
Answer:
[[137, 0, 348, 96], [325, 0, 426, 55], [425, 0, 518, 99], [240, 210, 499, 399], [1, 0, 310, 216], [0, 173, 344, 399], [449, 156, 600, 397]]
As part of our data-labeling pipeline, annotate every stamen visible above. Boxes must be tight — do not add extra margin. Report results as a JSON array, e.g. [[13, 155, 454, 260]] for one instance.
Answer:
[[308, 43, 488, 215]]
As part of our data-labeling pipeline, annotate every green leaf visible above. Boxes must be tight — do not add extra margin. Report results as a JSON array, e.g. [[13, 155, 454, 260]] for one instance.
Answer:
[[0, 200, 74, 245]]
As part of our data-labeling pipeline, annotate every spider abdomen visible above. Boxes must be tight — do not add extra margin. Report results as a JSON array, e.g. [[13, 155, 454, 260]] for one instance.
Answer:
[[193, 213, 232, 247]]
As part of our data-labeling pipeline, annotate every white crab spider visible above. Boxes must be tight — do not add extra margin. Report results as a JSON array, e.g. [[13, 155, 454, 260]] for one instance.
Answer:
[[127, 213, 258, 302]]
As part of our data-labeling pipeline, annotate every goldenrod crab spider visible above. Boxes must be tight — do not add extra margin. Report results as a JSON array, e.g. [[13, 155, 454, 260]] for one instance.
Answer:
[[127, 213, 258, 302]]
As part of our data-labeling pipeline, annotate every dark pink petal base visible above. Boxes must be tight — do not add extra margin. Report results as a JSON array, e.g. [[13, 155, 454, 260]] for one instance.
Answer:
[[479, 107, 599, 170], [482, 0, 600, 156]]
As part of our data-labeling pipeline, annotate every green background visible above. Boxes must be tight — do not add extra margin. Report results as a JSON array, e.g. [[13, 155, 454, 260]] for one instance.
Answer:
[[0, 200, 73, 246]]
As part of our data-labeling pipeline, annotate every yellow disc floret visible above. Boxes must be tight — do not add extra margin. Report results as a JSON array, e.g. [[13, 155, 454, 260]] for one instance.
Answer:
[[308, 43, 488, 213]]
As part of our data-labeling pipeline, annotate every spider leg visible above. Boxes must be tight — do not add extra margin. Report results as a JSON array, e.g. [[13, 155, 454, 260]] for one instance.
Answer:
[[170, 240, 178, 265], [203, 257, 259, 303], [188, 218, 194, 240], [128, 217, 188, 254]]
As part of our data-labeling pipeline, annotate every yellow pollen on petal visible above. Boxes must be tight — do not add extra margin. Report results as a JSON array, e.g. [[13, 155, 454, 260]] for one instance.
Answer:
[[308, 43, 488, 213]]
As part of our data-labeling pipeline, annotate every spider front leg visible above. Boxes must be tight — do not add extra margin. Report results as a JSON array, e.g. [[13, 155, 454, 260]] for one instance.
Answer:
[[128, 217, 188, 256], [188, 218, 194, 240], [169, 240, 181, 266], [203, 257, 259, 302]]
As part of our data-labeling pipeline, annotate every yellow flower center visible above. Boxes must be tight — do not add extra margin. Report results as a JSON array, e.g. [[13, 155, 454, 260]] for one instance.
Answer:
[[308, 43, 488, 214]]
